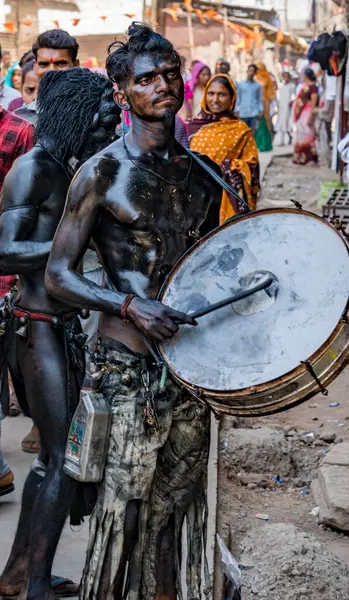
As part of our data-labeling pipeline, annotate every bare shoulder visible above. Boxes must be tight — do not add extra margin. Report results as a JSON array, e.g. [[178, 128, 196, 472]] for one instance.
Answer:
[[72, 137, 125, 189], [1, 146, 44, 209]]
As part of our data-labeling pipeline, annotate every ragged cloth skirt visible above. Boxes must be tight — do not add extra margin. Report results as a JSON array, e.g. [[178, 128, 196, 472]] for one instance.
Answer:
[[81, 335, 211, 600]]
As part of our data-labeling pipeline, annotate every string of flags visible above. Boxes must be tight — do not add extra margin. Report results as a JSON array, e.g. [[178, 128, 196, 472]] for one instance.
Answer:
[[0, 0, 298, 52], [164, 2, 261, 51], [1, 12, 142, 33], [163, 1, 296, 52]]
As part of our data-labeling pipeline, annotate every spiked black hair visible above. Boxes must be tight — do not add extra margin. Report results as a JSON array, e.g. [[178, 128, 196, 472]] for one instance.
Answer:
[[106, 21, 181, 86], [32, 29, 79, 62], [36, 68, 121, 164]]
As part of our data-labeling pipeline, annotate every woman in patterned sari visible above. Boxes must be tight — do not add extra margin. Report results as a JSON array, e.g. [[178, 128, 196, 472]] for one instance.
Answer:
[[187, 73, 260, 224], [292, 68, 319, 165]]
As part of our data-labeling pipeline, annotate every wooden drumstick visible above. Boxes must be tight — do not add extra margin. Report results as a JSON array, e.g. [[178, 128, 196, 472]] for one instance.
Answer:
[[190, 276, 273, 319]]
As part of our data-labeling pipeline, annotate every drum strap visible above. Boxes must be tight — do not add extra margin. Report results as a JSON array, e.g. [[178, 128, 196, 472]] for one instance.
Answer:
[[187, 150, 250, 215]]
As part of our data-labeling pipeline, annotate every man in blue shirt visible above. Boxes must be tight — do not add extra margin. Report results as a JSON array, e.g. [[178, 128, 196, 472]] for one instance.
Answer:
[[236, 64, 264, 134]]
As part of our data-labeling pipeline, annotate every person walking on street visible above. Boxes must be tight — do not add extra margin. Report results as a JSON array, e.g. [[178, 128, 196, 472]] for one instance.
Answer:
[[255, 62, 276, 152], [188, 73, 260, 223], [46, 23, 221, 599], [215, 58, 231, 75], [277, 71, 296, 146], [236, 64, 263, 135], [182, 60, 211, 118], [0, 108, 34, 497], [14, 29, 80, 454], [292, 68, 319, 165]]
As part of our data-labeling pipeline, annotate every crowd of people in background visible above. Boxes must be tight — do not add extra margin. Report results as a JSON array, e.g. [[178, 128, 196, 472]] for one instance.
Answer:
[[0, 42, 335, 181], [179, 55, 335, 168]]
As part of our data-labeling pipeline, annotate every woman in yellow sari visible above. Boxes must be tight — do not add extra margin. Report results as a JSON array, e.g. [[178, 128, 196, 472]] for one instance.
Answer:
[[255, 62, 276, 152], [187, 73, 260, 223]]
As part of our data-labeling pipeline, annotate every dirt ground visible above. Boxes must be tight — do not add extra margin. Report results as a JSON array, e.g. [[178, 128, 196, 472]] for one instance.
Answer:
[[258, 154, 335, 213], [215, 154, 349, 596]]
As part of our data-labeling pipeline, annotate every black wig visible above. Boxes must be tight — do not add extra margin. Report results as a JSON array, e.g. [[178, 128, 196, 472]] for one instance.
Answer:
[[36, 68, 121, 164]]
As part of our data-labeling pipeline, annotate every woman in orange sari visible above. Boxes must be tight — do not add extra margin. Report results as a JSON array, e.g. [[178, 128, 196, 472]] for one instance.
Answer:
[[255, 62, 275, 152], [187, 73, 260, 223]]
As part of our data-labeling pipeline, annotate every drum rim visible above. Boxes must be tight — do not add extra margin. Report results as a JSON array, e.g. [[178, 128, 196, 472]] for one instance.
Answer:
[[157, 207, 349, 398]]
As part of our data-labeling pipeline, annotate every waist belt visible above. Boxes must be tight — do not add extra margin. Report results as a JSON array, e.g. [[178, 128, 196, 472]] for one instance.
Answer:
[[13, 307, 82, 326]]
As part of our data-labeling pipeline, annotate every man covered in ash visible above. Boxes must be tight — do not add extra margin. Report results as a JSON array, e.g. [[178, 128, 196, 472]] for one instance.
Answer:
[[46, 23, 222, 600], [0, 69, 120, 600]]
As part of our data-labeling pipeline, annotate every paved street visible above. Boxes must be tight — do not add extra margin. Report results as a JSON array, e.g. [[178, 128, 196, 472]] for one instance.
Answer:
[[1, 413, 218, 598], [0, 415, 88, 589]]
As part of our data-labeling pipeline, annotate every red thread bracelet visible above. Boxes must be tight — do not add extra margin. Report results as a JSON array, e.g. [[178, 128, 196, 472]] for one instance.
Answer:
[[121, 294, 137, 321]]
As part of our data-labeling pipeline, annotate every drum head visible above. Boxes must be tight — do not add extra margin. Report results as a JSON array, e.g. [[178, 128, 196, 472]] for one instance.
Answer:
[[158, 210, 349, 394]]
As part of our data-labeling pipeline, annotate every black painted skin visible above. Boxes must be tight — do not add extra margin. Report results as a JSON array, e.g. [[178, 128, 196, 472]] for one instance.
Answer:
[[46, 55, 222, 353], [0, 145, 74, 309], [0, 128, 118, 599], [46, 54, 222, 597]]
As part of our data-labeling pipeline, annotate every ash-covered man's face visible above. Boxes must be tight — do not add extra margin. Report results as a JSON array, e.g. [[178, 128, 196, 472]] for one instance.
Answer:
[[123, 54, 184, 122]]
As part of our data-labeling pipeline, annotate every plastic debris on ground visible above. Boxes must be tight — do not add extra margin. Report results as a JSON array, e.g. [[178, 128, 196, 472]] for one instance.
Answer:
[[311, 506, 320, 517], [273, 475, 283, 484], [329, 402, 340, 407], [255, 513, 270, 521], [320, 448, 329, 454], [217, 534, 242, 600], [300, 489, 310, 495]]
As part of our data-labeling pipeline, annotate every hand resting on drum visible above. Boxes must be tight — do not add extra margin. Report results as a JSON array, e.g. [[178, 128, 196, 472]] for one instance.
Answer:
[[126, 297, 197, 342]]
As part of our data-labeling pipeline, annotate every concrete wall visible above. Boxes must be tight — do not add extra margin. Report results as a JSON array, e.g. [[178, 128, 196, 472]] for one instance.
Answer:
[[76, 33, 125, 67], [165, 18, 240, 66]]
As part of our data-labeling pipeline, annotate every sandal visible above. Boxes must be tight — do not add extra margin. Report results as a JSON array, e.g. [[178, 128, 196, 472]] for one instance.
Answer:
[[21, 426, 40, 454], [9, 397, 21, 418], [51, 576, 80, 597], [0, 471, 14, 498], [0, 575, 79, 597]]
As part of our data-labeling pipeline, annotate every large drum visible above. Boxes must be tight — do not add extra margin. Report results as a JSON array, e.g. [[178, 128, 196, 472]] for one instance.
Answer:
[[158, 208, 349, 416]]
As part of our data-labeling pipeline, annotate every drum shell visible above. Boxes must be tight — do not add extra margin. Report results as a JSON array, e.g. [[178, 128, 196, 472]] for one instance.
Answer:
[[158, 208, 349, 417]]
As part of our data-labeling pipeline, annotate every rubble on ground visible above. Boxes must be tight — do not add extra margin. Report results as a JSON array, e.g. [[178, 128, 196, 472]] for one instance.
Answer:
[[312, 442, 349, 532], [220, 425, 322, 488], [240, 523, 349, 599]]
